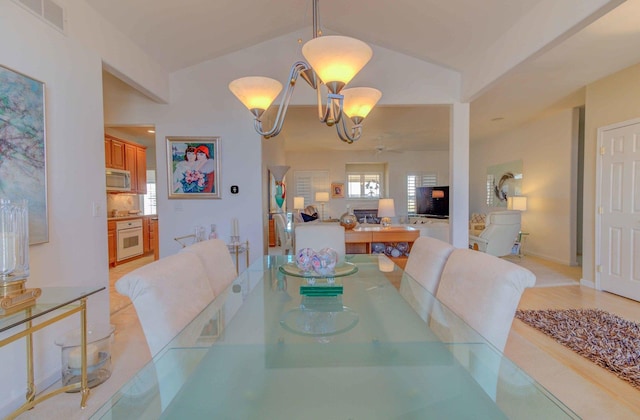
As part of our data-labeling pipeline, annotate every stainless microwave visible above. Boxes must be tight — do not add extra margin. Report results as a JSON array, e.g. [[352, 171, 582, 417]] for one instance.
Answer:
[[106, 168, 131, 192]]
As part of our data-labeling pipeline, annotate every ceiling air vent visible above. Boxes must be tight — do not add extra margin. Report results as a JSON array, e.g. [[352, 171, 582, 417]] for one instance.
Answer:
[[13, 0, 66, 33]]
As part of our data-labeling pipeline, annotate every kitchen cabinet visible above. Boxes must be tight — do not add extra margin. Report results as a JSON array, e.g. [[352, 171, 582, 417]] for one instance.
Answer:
[[105, 135, 125, 170], [135, 147, 147, 194], [108, 221, 116, 266], [142, 215, 158, 260], [105, 135, 146, 193], [150, 217, 159, 261], [143, 217, 151, 254]]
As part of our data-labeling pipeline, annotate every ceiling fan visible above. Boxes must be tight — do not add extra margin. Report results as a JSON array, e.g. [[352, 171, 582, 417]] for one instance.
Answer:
[[373, 144, 403, 155]]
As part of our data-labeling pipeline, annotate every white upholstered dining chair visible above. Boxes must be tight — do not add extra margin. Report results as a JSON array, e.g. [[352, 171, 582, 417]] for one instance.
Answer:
[[179, 238, 237, 295], [400, 236, 456, 321], [430, 248, 536, 400], [294, 223, 346, 262], [434, 247, 536, 352], [115, 252, 216, 357]]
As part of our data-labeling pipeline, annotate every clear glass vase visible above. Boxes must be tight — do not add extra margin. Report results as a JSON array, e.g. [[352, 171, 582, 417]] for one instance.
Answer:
[[0, 199, 29, 282]]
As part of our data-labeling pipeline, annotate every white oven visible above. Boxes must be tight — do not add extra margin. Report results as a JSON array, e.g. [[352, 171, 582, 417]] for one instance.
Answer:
[[116, 219, 144, 261]]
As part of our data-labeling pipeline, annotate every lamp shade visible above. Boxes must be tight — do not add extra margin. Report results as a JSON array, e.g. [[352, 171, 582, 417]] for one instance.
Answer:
[[508, 196, 528, 211], [302, 36, 372, 88], [294, 197, 305, 210], [229, 76, 283, 113], [315, 192, 330, 202], [377, 198, 396, 217], [268, 165, 290, 182], [341, 87, 382, 120]]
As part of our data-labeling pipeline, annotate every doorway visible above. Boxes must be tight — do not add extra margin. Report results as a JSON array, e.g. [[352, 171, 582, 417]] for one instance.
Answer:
[[596, 118, 640, 302]]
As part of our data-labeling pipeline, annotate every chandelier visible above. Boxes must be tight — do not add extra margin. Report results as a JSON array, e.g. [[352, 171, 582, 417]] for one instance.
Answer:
[[228, 0, 382, 144]]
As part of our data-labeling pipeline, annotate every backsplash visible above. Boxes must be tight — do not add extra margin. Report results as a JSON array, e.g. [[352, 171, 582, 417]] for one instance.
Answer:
[[107, 194, 141, 215]]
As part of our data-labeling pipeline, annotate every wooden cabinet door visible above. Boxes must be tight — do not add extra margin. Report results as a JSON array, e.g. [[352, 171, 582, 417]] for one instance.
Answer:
[[136, 146, 147, 194], [108, 222, 116, 266], [150, 219, 159, 260], [143, 217, 151, 253], [124, 143, 137, 192], [104, 139, 112, 168], [110, 140, 126, 169]]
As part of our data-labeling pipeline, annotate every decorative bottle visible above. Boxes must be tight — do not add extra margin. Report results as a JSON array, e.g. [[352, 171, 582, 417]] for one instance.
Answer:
[[208, 224, 218, 240], [339, 205, 358, 230]]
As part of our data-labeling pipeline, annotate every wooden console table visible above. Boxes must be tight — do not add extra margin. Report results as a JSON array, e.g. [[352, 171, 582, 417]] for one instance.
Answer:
[[0, 286, 105, 419], [345, 226, 419, 269]]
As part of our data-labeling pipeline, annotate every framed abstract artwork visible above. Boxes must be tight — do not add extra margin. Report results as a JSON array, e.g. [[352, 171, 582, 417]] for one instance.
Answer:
[[167, 136, 221, 199], [0, 64, 48, 244]]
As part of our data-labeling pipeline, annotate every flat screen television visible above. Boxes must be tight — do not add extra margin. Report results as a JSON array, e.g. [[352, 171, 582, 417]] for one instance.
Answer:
[[416, 186, 449, 218]]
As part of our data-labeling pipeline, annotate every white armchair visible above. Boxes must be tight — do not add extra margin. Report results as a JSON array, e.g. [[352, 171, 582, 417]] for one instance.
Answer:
[[469, 210, 521, 257], [272, 213, 292, 255]]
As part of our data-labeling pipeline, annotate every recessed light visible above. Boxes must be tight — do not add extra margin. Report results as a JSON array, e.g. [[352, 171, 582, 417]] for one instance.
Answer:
[[147, 129, 155, 133]]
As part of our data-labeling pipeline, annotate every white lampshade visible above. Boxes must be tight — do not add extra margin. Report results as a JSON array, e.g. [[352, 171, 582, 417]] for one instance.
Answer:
[[294, 197, 305, 210], [268, 165, 290, 182], [508, 196, 528, 211], [341, 87, 382, 120], [302, 36, 373, 89], [315, 192, 330, 202], [229, 76, 283, 113], [377, 198, 396, 217]]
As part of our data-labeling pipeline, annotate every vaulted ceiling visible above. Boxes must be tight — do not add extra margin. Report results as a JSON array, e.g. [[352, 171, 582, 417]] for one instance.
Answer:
[[92, 0, 640, 151]]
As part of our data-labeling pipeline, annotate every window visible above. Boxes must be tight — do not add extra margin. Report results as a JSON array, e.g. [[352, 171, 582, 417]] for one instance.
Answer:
[[142, 170, 157, 214], [407, 172, 437, 214], [293, 170, 329, 208], [345, 163, 386, 199]]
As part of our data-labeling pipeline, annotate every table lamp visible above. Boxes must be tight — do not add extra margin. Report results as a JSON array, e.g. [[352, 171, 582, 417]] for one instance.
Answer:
[[377, 198, 396, 227], [508, 196, 528, 211], [315, 192, 329, 221]]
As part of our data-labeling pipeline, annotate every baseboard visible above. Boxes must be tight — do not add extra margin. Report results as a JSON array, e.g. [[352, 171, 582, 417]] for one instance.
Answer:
[[522, 250, 571, 266]]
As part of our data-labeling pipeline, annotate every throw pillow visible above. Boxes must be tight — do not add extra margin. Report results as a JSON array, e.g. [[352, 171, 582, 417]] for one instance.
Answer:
[[301, 213, 318, 222]]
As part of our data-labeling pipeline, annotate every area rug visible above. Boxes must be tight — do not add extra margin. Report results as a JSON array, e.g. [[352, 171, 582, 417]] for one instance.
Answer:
[[515, 309, 640, 389]]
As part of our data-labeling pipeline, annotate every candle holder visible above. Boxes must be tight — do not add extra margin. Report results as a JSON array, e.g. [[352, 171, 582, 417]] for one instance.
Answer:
[[0, 199, 39, 314]]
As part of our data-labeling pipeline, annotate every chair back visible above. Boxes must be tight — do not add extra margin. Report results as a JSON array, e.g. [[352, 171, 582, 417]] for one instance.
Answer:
[[294, 223, 345, 262], [435, 248, 535, 351], [179, 238, 237, 295], [272, 213, 292, 254], [470, 210, 521, 257], [115, 252, 215, 356], [404, 236, 455, 295]]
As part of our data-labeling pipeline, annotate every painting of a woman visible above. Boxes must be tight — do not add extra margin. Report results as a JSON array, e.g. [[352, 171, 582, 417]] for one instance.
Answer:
[[167, 137, 221, 199]]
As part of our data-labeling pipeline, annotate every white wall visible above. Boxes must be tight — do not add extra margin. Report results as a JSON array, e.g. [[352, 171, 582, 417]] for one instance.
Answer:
[[285, 150, 450, 222], [0, 2, 109, 412], [470, 109, 577, 264]]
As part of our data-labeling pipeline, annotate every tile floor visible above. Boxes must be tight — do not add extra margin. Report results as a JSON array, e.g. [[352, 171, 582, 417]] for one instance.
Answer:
[[15, 254, 593, 419]]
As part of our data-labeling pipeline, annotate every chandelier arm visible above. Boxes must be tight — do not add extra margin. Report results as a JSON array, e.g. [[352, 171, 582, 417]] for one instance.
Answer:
[[334, 115, 363, 143], [257, 61, 311, 139]]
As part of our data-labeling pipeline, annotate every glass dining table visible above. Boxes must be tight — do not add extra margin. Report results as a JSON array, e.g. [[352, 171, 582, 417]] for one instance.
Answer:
[[92, 255, 578, 419]]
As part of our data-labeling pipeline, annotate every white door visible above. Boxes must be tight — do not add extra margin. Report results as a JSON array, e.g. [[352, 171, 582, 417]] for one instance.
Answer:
[[597, 120, 640, 301]]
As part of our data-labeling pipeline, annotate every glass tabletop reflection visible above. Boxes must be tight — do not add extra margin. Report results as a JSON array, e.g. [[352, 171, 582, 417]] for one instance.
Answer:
[[92, 255, 577, 419]]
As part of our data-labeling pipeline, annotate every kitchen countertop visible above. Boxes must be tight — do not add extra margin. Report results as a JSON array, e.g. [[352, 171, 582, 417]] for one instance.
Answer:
[[107, 214, 157, 221]]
